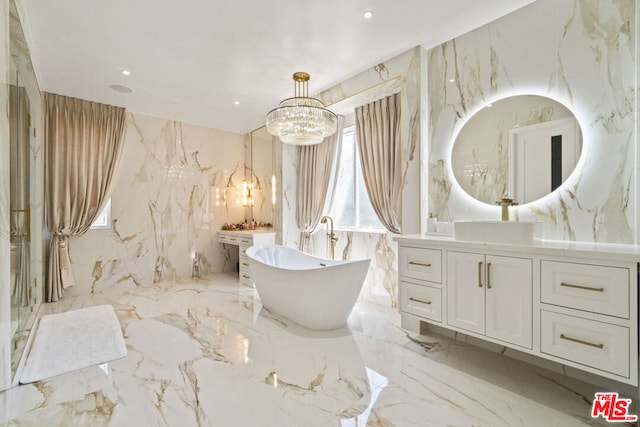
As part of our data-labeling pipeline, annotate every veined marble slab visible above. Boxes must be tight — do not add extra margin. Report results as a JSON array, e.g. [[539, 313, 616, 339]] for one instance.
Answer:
[[426, 0, 637, 244], [0, 274, 630, 426], [68, 113, 246, 296]]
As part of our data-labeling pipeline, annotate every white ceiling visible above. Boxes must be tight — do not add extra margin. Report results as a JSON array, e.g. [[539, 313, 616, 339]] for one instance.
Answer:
[[16, 0, 535, 135]]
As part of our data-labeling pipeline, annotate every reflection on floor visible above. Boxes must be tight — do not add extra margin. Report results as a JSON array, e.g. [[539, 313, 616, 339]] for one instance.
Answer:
[[0, 273, 633, 426]]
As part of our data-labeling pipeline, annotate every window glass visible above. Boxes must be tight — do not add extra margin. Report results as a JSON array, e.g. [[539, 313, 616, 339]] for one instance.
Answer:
[[328, 128, 385, 232], [90, 199, 111, 229]]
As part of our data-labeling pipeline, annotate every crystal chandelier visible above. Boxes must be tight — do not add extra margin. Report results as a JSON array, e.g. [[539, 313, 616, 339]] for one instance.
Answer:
[[265, 72, 337, 145]]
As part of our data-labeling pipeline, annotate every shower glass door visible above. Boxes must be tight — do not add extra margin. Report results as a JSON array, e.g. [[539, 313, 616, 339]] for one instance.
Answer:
[[9, 55, 33, 374], [7, 0, 42, 382]]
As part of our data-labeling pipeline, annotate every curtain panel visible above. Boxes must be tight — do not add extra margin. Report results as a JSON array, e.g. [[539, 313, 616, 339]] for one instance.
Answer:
[[44, 93, 127, 302], [355, 92, 402, 234], [296, 115, 345, 251]]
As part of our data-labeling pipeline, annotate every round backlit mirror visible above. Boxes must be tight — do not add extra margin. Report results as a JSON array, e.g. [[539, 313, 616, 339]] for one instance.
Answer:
[[451, 95, 582, 205]]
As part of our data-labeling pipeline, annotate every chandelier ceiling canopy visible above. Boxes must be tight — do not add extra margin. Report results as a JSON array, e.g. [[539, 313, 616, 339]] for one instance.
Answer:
[[265, 72, 337, 145]]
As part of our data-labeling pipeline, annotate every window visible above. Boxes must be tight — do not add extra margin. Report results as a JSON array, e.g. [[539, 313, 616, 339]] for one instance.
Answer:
[[328, 127, 385, 232], [90, 199, 111, 229]]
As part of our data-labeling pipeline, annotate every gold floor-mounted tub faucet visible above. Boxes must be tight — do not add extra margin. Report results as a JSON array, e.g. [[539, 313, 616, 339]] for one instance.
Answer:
[[320, 215, 338, 260]]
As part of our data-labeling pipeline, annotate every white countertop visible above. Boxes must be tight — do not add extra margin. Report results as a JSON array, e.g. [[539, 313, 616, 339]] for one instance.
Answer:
[[393, 234, 640, 263], [218, 229, 275, 235]]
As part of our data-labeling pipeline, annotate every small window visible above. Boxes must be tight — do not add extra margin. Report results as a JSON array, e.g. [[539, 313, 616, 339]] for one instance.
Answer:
[[328, 128, 385, 232], [90, 199, 111, 229]]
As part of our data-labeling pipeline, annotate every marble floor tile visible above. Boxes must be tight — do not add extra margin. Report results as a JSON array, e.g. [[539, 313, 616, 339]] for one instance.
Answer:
[[0, 273, 634, 426]]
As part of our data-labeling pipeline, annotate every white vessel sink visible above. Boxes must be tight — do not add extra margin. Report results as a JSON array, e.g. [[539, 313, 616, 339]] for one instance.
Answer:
[[453, 220, 540, 245]]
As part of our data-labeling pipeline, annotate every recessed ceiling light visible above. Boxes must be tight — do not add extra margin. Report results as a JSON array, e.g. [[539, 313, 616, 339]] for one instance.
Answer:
[[363, 10, 373, 19], [448, 78, 455, 83], [234, 101, 240, 105], [121, 69, 131, 76], [110, 84, 133, 94]]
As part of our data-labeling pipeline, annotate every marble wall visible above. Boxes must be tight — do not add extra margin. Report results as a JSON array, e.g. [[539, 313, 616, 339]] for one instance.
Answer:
[[280, 47, 423, 308], [426, 0, 638, 244], [67, 113, 246, 296]]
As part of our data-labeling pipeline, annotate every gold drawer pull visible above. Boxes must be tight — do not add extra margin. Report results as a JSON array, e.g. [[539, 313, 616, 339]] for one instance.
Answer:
[[409, 297, 432, 305], [560, 334, 604, 349], [242, 263, 249, 267], [242, 274, 251, 279], [560, 282, 604, 292], [409, 261, 431, 267]]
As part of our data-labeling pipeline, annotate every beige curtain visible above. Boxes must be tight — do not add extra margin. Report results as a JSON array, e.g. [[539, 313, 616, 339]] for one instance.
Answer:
[[355, 92, 402, 234], [44, 93, 127, 302], [296, 115, 345, 250]]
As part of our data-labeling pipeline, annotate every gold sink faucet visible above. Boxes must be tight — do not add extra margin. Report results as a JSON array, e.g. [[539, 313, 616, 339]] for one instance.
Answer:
[[496, 196, 518, 221], [320, 215, 338, 259]]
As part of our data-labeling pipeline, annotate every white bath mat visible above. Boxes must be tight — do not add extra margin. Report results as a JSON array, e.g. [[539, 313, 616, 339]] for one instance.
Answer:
[[20, 304, 127, 384]]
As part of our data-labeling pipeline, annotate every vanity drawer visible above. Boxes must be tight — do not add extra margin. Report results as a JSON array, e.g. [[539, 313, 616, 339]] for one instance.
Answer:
[[239, 256, 251, 272], [239, 245, 250, 257], [541, 261, 629, 318], [218, 233, 241, 244], [541, 311, 629, 378], [399, 246, 442, 284], [239, 237, 253, 246], [400, 281, 442, 322], [240, 272, 254, 287]]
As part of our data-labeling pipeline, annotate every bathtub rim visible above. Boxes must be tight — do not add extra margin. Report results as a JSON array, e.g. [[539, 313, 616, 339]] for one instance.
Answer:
[[246, 244, 369, 270]]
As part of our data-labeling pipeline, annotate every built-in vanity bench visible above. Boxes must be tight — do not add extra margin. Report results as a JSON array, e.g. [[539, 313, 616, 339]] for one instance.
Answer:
[[218, 230, 275, 287], [394, 234, 640, 386]]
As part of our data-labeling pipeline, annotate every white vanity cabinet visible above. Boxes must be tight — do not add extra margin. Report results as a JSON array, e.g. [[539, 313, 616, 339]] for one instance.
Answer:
[[398, 246, 443, 322], [447, 251, 532, 348], [539, 260, 632, 379], [218, 230, 275, 287], [394, 235, 639, 386]]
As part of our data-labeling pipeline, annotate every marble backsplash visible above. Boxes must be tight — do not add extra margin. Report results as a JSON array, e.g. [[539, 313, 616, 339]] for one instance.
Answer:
[[67, 113, 246, 296], [426, 0, 638, 244], [306, 231, 399, 308]]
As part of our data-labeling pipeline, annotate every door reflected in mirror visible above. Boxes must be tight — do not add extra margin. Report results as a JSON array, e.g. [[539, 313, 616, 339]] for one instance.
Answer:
[[451, 95, 582, 205]]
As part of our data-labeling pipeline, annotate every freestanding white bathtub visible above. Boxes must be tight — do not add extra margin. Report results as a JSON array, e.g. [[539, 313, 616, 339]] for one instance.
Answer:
[[246, 245, 371, 330]]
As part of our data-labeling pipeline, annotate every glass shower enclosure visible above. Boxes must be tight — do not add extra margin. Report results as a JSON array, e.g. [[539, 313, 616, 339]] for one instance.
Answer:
[[8, 0, 43, 380]]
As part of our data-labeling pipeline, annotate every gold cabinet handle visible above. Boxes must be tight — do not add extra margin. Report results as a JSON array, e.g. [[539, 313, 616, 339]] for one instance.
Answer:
[[560, 282, 604, 292], [242, 274, 251, 279], [478, 262, 483, 287], [560, 334, 604, 349], [408, 261, 431, 267], [409, 297, 432, 305], [487, 262, 492, 289], [242, 262, 249, 267]]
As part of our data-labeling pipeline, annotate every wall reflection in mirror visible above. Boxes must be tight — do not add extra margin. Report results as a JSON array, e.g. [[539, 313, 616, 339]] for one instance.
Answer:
[[9, 0, 43, 379], [248, 126, 275, 226], [451, 95, 582, 205]]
